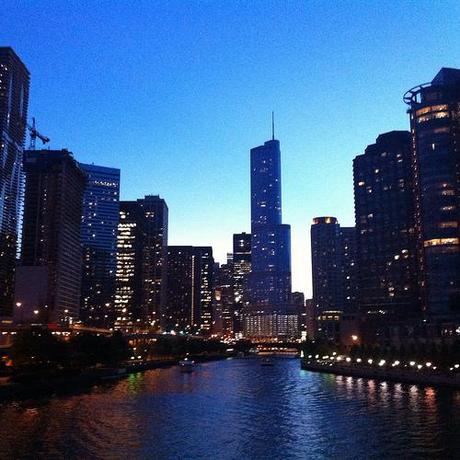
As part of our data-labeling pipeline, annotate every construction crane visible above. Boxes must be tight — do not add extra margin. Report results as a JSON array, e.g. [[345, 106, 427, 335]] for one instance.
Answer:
[[26, 117, 50, 150]]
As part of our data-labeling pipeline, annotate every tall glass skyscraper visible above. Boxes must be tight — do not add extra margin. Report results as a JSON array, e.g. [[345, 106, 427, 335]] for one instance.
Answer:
[[0, 48, 30, 316], [404, 68, 460, 316], [249, 138, 291, 308], [245, 137, 294, 338], [80, 163, 120, 328]]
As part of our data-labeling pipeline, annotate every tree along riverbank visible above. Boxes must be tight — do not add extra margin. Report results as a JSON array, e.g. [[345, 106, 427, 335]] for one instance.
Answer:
[[0, 352, 234, 401]]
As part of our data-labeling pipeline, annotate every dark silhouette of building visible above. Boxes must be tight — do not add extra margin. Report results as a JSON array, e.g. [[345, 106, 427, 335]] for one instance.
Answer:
[[353, 131, 419, 319], [0, 47, 30, 317], [114, 196, 168, 330], [14, 150, 86, 323], [165, 246, 214, 334], [232, 232, 251, 333], [404, 69, 460, 316], [80, 163, 120, 328], [311, 217, 342, 314], [311, 217, 358, 339], [213, 256, 234, 336], [246, 135, 293, 338]]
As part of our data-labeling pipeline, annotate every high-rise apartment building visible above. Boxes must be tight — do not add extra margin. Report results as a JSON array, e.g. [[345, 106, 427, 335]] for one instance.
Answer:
[[311, 217, 342, 314], [0, 47, 30, 316], [340, 226, 358, 313], [246, 136, 292, 338], [310, 217, 358, 337], [14, 150, 86, 323], [80, 163, 120, 328], [114, 196, 168, 330], [404, 69, 460, 316], [353, 131, 419, 319], [165, 246, 214, 334]]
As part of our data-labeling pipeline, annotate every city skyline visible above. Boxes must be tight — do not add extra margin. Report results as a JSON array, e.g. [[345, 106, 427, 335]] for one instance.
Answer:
[[2, 1, 460, 297]]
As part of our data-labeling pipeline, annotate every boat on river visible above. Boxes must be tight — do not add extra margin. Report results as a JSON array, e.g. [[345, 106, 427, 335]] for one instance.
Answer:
[[179, 358, 195, 373], [261, 358, 274, 367]]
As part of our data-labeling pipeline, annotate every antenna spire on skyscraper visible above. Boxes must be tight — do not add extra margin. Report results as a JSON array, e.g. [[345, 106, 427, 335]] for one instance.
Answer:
[[271, 111, 275, 140]]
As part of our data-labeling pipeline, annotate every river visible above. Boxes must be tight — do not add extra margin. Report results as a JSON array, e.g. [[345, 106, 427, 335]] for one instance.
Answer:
[[0, 357, 459, 459]]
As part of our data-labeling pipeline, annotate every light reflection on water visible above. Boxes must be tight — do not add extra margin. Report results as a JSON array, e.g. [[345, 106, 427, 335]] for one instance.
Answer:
[[0, 358, 459, 459]]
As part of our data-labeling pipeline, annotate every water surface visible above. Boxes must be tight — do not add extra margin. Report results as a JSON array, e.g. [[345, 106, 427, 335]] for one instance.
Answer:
[[0, 357, 459, 459]]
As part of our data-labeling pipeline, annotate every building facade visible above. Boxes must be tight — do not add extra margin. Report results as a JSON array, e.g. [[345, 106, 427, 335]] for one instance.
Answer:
[[114, 196, 168, 330], [14, 150, 86, 323], [311, 217, 358, 340], [165, 246, 214, 334], [353, 131, 419, 319], [246, 137, 292, 338], [232, 232, 251, 333], [79, 163, 120, 328], [0, 47, 30, 317], [213, 256, 234, 336], [311, 217, 343, 315], [404, 69, 460, 316], [340, 226, 358, 313]]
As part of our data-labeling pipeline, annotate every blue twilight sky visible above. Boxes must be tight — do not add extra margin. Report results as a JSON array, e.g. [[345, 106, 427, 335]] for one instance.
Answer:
[[1, 1, 459, 297]]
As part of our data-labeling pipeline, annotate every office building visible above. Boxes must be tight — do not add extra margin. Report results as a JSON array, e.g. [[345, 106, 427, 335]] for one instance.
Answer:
[[404, 69, 460, 316], [165, 246, 214, 334], [14, 150, 86, 323], [213, 257, 234, 335], [114, 196, 168, 330], [353, 131, 419, 319], [80, 163, 120, 328], [232, 232, 251, 332], [0, 47, 30, 316]]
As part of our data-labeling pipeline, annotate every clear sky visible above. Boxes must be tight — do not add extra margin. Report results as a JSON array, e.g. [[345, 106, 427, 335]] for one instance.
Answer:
[[2, 1, 459, 298]]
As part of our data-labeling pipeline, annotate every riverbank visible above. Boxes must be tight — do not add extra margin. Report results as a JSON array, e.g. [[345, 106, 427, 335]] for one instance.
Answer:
[[301, 360, 460, 389], [0, 352, 231, 401]]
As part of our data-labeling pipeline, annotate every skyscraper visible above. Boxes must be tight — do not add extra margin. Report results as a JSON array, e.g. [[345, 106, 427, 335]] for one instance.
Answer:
[[245, 134, 294, 338], [114, 196, 168, 330], [311, 217, 342, 315], [310, 217, 358, 341], [232, 232, 251, 332], [165, 246, 214, 334], [14, 149, 86, 323], [80, 163, 120, 328], [0, 47, 30, 317], [404, 69, 460, 316], [353, 131, 419, 319], [213, 256, 234, 336]]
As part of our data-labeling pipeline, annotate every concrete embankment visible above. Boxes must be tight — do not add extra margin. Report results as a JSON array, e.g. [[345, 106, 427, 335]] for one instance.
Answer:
[[301, 361, 460, 389]]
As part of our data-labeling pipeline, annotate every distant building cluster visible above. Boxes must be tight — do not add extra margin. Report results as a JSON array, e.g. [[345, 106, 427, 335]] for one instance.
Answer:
[[1, 47, 459, 344]]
